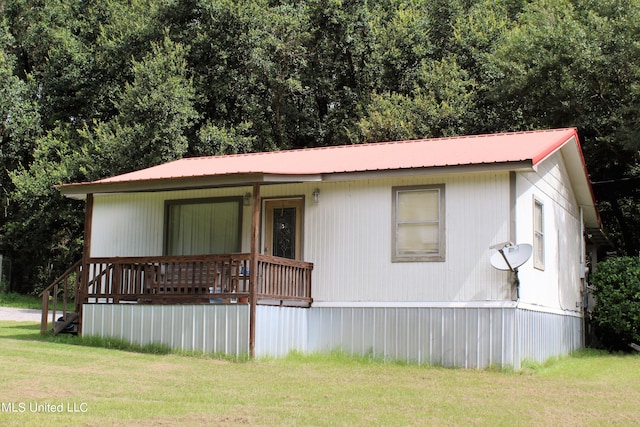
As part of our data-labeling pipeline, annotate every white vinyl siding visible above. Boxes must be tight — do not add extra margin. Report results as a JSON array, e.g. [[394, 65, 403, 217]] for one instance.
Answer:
[[517, 152, 584, 311], [392, 185, 445, 262], [90, 173, 513, 303], [305, 174, 511, 303]]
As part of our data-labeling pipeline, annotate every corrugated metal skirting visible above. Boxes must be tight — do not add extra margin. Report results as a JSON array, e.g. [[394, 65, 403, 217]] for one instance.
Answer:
[[255, 306, 309, 358], [308, 306, 584, 369], [82, 304, 249, 356], [516, 307, 584, 366], [308, 307, 517, 368], [82, 304, 583, 369]]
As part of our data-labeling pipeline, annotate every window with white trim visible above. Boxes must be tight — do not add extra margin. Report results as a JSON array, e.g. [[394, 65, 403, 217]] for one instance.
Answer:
[[533, 198, 545, 270], [392, 185, 445, 262]]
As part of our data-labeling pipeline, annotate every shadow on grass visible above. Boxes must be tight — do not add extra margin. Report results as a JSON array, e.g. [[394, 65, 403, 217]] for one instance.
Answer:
[[0, 321, 247, 361], [0, 321, 168, 354], [0, 322, 42, 340]]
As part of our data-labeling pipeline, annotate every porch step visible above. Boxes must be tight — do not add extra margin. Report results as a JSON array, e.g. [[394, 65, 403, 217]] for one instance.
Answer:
[[53, 312, 79, 335]]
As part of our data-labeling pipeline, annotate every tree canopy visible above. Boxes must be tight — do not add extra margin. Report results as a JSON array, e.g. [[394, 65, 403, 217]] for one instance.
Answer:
[[0, 0, 638, 292]]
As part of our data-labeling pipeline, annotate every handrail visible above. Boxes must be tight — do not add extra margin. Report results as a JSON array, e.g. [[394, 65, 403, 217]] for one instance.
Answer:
[[40, 259, 83, 334], [256, 254, 314, 269], [88, 254, 252, 264], [38, 259, 83, 297]]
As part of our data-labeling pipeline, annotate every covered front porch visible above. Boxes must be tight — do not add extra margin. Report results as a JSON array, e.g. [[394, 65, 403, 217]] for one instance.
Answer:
[[42, 182, 315, 358]]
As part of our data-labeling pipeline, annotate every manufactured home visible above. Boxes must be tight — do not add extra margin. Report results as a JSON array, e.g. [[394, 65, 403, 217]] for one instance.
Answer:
[[43, 128, 604, 368]]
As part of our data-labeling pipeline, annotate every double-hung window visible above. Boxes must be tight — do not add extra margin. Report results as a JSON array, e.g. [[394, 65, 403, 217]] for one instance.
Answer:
[[533, 198, 545, 270], [392, 185, 445, 262]]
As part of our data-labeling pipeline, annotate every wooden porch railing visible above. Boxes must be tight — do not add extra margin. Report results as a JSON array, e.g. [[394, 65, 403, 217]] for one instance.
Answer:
[[40, 253, 313, 334], [84, 254, 253, 304], [256, 254, 313, 305]]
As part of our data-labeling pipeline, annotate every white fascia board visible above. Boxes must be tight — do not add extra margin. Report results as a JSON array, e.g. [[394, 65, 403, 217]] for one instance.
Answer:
[[58, 173, 323, 199], [321, 161, 534, 182], [262, 174, 322, 183]]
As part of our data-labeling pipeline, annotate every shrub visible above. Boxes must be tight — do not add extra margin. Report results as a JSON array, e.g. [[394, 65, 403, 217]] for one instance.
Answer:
[[590, 256, 640, 350]]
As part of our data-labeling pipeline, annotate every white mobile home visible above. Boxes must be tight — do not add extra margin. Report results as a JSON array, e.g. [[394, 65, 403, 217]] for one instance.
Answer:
[[48, 128, 603, 368]]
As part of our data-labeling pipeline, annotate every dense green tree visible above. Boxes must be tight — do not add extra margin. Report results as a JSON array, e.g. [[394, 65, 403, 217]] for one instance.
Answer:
[[359, 57, 476, 141], [192, 121, 256, 156], [243, 2, 310, 149], [590, 256, 640, 350], [0, 0, 639, 293], [82, 35, 199, 178], [0, 17, 41, 184], [449, 0, 523, 133], [424, 0, 465, 60], [370, 0, 433, 94], [0, 17, 48, 292], [4, 126, 84, 293], [157, 0, 277, 152], [0, 0, 169, 290], [485, 0, 640, 253], [302, 0, 378, 146]]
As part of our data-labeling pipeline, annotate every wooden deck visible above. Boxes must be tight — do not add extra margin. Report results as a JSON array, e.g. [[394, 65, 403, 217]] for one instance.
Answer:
[[40, 253, 313, 334]]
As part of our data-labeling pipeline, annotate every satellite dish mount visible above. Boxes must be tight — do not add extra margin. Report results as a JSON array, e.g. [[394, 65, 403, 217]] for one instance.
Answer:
[[489, 241, 533, 299]]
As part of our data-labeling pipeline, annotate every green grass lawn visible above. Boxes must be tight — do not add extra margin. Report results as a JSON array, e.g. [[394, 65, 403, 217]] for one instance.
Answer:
[[0, 292, 74, 312], [0, 293, 42, 309], [0, 320, 639, 426]]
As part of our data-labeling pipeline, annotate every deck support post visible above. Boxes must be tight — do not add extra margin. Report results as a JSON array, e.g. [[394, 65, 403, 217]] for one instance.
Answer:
[[40, 290, 50, 334], [249, 183, 260, 359], [79, 193, 94, 334]]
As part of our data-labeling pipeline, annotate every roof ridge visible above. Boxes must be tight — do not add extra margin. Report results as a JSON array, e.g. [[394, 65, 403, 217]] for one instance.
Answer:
[[182, 128, 576, 161]]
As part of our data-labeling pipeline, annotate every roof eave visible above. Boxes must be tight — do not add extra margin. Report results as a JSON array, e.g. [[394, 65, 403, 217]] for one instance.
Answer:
[[558, 136, 602, 229], [58, 162, 536, 200], [527, 130, 601, 229], [58, 173, 323, 200]]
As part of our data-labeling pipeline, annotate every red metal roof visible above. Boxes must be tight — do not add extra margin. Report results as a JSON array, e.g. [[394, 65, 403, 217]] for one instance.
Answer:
[[92, 128, 579, 184], [58, 127, 602, 229]]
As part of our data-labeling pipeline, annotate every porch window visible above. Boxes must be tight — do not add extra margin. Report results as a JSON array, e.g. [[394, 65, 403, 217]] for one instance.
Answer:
[[165, 197, 242, 255], [392, 185, 445, 262], [533, 198, 545, 270]]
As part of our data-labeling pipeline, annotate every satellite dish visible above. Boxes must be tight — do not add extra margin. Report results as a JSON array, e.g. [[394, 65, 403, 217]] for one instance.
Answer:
[[490, 243, 533, 271]]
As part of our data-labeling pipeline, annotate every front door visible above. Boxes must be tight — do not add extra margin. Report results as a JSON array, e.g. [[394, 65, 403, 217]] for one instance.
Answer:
[[264, 199, 303, 260]]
